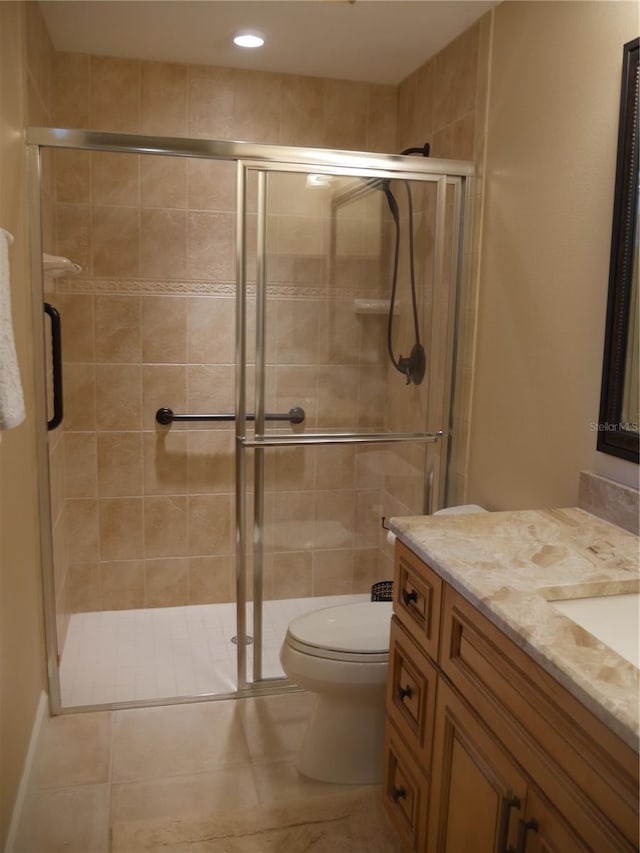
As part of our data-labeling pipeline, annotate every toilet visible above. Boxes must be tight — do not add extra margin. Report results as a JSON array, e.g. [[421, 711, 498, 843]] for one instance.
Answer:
[[280, 601, 393, 784], [280, 505, 488, 785]]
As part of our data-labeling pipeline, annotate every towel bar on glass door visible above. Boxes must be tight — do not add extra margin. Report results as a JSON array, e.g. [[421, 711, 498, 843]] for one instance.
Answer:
[[155, 406, 306, 426]]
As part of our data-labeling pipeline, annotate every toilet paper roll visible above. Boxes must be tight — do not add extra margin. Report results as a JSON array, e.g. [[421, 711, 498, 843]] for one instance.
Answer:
[[386, 530, 396, 547]]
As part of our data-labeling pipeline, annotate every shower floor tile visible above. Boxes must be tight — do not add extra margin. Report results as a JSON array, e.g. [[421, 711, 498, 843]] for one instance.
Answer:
[[59, 594, 368, 708]]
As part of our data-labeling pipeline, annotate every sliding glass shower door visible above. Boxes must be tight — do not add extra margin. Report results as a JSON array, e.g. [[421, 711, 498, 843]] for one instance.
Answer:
[[235, 161, 468, 689], [28, 128, 471, 711]]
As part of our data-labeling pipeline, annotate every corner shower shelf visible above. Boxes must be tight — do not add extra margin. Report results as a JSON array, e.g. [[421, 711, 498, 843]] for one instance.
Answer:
[[352, 298, 397, 315]]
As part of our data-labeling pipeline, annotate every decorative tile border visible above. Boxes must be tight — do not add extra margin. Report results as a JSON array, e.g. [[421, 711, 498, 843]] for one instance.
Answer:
[[54, 277, 388, 301]]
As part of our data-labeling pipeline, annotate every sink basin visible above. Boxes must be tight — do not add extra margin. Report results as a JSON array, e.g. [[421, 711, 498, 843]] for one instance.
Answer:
[[551, 593, 639, 668]]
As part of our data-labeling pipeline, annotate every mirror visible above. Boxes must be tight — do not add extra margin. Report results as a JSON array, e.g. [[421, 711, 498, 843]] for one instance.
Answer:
[[597, 37, 639, 463]]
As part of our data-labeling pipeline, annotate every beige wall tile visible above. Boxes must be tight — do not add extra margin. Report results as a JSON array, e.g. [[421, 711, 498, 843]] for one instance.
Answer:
[[316, 365, 359, 429], [451, 112, 476, 161], [91, 55, 139, 132], [274, 366, 318, 429], [188, 493, 233, 556], [100, 560, 145, 609], [140, 61, 187, 136], [53, 52, 91, 127], [187, 159, 236, 212], [56, 203, 92, 275], [97, 432, 143, 497], [55, 149, 91, 203], [65, 499, 99, 562], [140, 155, 187, 209], [92, 206, 140, 278], [279, 75, 325, 147], [64, 432, 97, 498], [315, 445, 355, 491], [366, 83, 398, 154], [64, 364, 96, 431], [186, 296, 234, 365], [140, 208, 188, 280], [323, 80, 369, 149], [315, 491, 355, 549], [396, 72, 416, 154], [355, 489, 382, 549], [433, 23, 479, 131], [55, 294, 94, 363], [312, 549, 354, 596], [144, 495, 188, 558], [145, 558, 189, 606], [99, 498, 144, 560], [233, 69, 282, 144], [142, 295, 187, 364], [187, 365, 234, 423], [271, 550, 312, 599], [95, 365, 142, 430], [189, 554, 234, 604], [317, 302, 361, 366], [268, 491, 315, 552], [187, 211, 234, 280], [142, 365, 187, 429], [187, 430, 234, 494], [94, 295, 141, 363], [353, 548, 385, 593], [188, 64, 234, 139], [271, 446, 316, 492], [275, 299, 321, 366], [91, 152, 139, 206], [67, 563, 101, 612], [143, 430, 188, 495]]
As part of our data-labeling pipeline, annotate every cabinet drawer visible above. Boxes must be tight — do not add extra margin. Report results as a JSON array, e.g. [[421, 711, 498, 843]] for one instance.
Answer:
[[383, 721, 429, 852], [394, 541, 442, 660], [387, 617, 438, 775], [441, 584, 639, 850]]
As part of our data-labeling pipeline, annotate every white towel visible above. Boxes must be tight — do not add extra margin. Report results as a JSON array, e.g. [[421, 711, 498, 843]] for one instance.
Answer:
[[0, 227, 26, 432]]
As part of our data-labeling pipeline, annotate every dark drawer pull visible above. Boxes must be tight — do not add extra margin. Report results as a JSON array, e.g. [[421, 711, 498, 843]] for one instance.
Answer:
[[402, 589, 418, 605], [398, 685, 413, 702], [391, 785, 407, 803], [498, 796, 520, 853]]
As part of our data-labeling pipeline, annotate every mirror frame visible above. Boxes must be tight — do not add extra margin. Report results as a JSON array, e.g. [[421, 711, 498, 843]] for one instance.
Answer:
[[597, 37, 639, 463]]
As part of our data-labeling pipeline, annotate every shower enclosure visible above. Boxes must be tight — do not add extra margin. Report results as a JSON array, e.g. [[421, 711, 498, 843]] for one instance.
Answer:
[[27, 128, 473, 712]]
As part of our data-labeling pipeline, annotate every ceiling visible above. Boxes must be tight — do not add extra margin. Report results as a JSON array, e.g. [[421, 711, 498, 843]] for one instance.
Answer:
[[39, 1, 498, 86]]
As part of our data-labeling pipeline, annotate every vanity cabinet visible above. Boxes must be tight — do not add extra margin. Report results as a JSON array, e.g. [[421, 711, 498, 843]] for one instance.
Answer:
[[382, 541, 639, 853]]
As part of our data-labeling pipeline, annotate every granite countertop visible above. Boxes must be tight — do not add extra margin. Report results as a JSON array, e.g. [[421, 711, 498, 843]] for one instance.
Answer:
[[389, 507, 640, 752]]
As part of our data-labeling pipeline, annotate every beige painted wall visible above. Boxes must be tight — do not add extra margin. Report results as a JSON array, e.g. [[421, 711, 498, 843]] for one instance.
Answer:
[[468, 0, 639, 510], [0, 2, 47, 846]]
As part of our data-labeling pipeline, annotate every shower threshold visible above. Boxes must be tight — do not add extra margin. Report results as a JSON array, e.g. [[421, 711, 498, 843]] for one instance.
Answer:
[[59, 593, 368, 707]]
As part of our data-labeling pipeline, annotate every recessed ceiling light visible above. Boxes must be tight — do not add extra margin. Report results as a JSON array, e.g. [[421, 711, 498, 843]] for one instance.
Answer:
[[233, 32, 265, 49]]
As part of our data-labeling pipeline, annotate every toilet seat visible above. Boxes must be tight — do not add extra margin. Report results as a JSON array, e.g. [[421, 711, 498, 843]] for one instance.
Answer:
[[284, 602, 392, 663]]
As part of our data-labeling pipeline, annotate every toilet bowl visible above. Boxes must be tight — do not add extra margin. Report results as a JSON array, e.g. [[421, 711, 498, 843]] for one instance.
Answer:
[[280, 601, 393, 785]]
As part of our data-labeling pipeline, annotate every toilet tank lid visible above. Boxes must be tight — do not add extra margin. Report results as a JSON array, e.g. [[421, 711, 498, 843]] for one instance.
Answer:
[[287, 602, 392, 654]]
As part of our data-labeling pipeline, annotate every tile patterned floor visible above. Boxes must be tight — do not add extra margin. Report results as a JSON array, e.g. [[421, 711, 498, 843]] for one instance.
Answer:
[[60, 594, 369, 707], [14, 692, 405, 852]]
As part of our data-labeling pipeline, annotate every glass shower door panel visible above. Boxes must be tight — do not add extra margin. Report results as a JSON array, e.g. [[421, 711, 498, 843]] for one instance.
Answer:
[[243, 167, 456, 688]]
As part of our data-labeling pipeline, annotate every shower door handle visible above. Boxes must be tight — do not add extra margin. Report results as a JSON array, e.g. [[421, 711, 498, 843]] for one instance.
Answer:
[[44, 303, 63, 431]]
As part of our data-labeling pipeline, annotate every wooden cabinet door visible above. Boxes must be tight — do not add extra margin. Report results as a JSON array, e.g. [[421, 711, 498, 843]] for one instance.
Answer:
[[428, 680, 527, 853], [517, 787, 586, 853]]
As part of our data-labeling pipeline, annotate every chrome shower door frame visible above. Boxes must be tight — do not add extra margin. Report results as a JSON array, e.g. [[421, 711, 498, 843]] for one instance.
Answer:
[[235, 157, 474, 689], [26, 127, 473, 711]]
